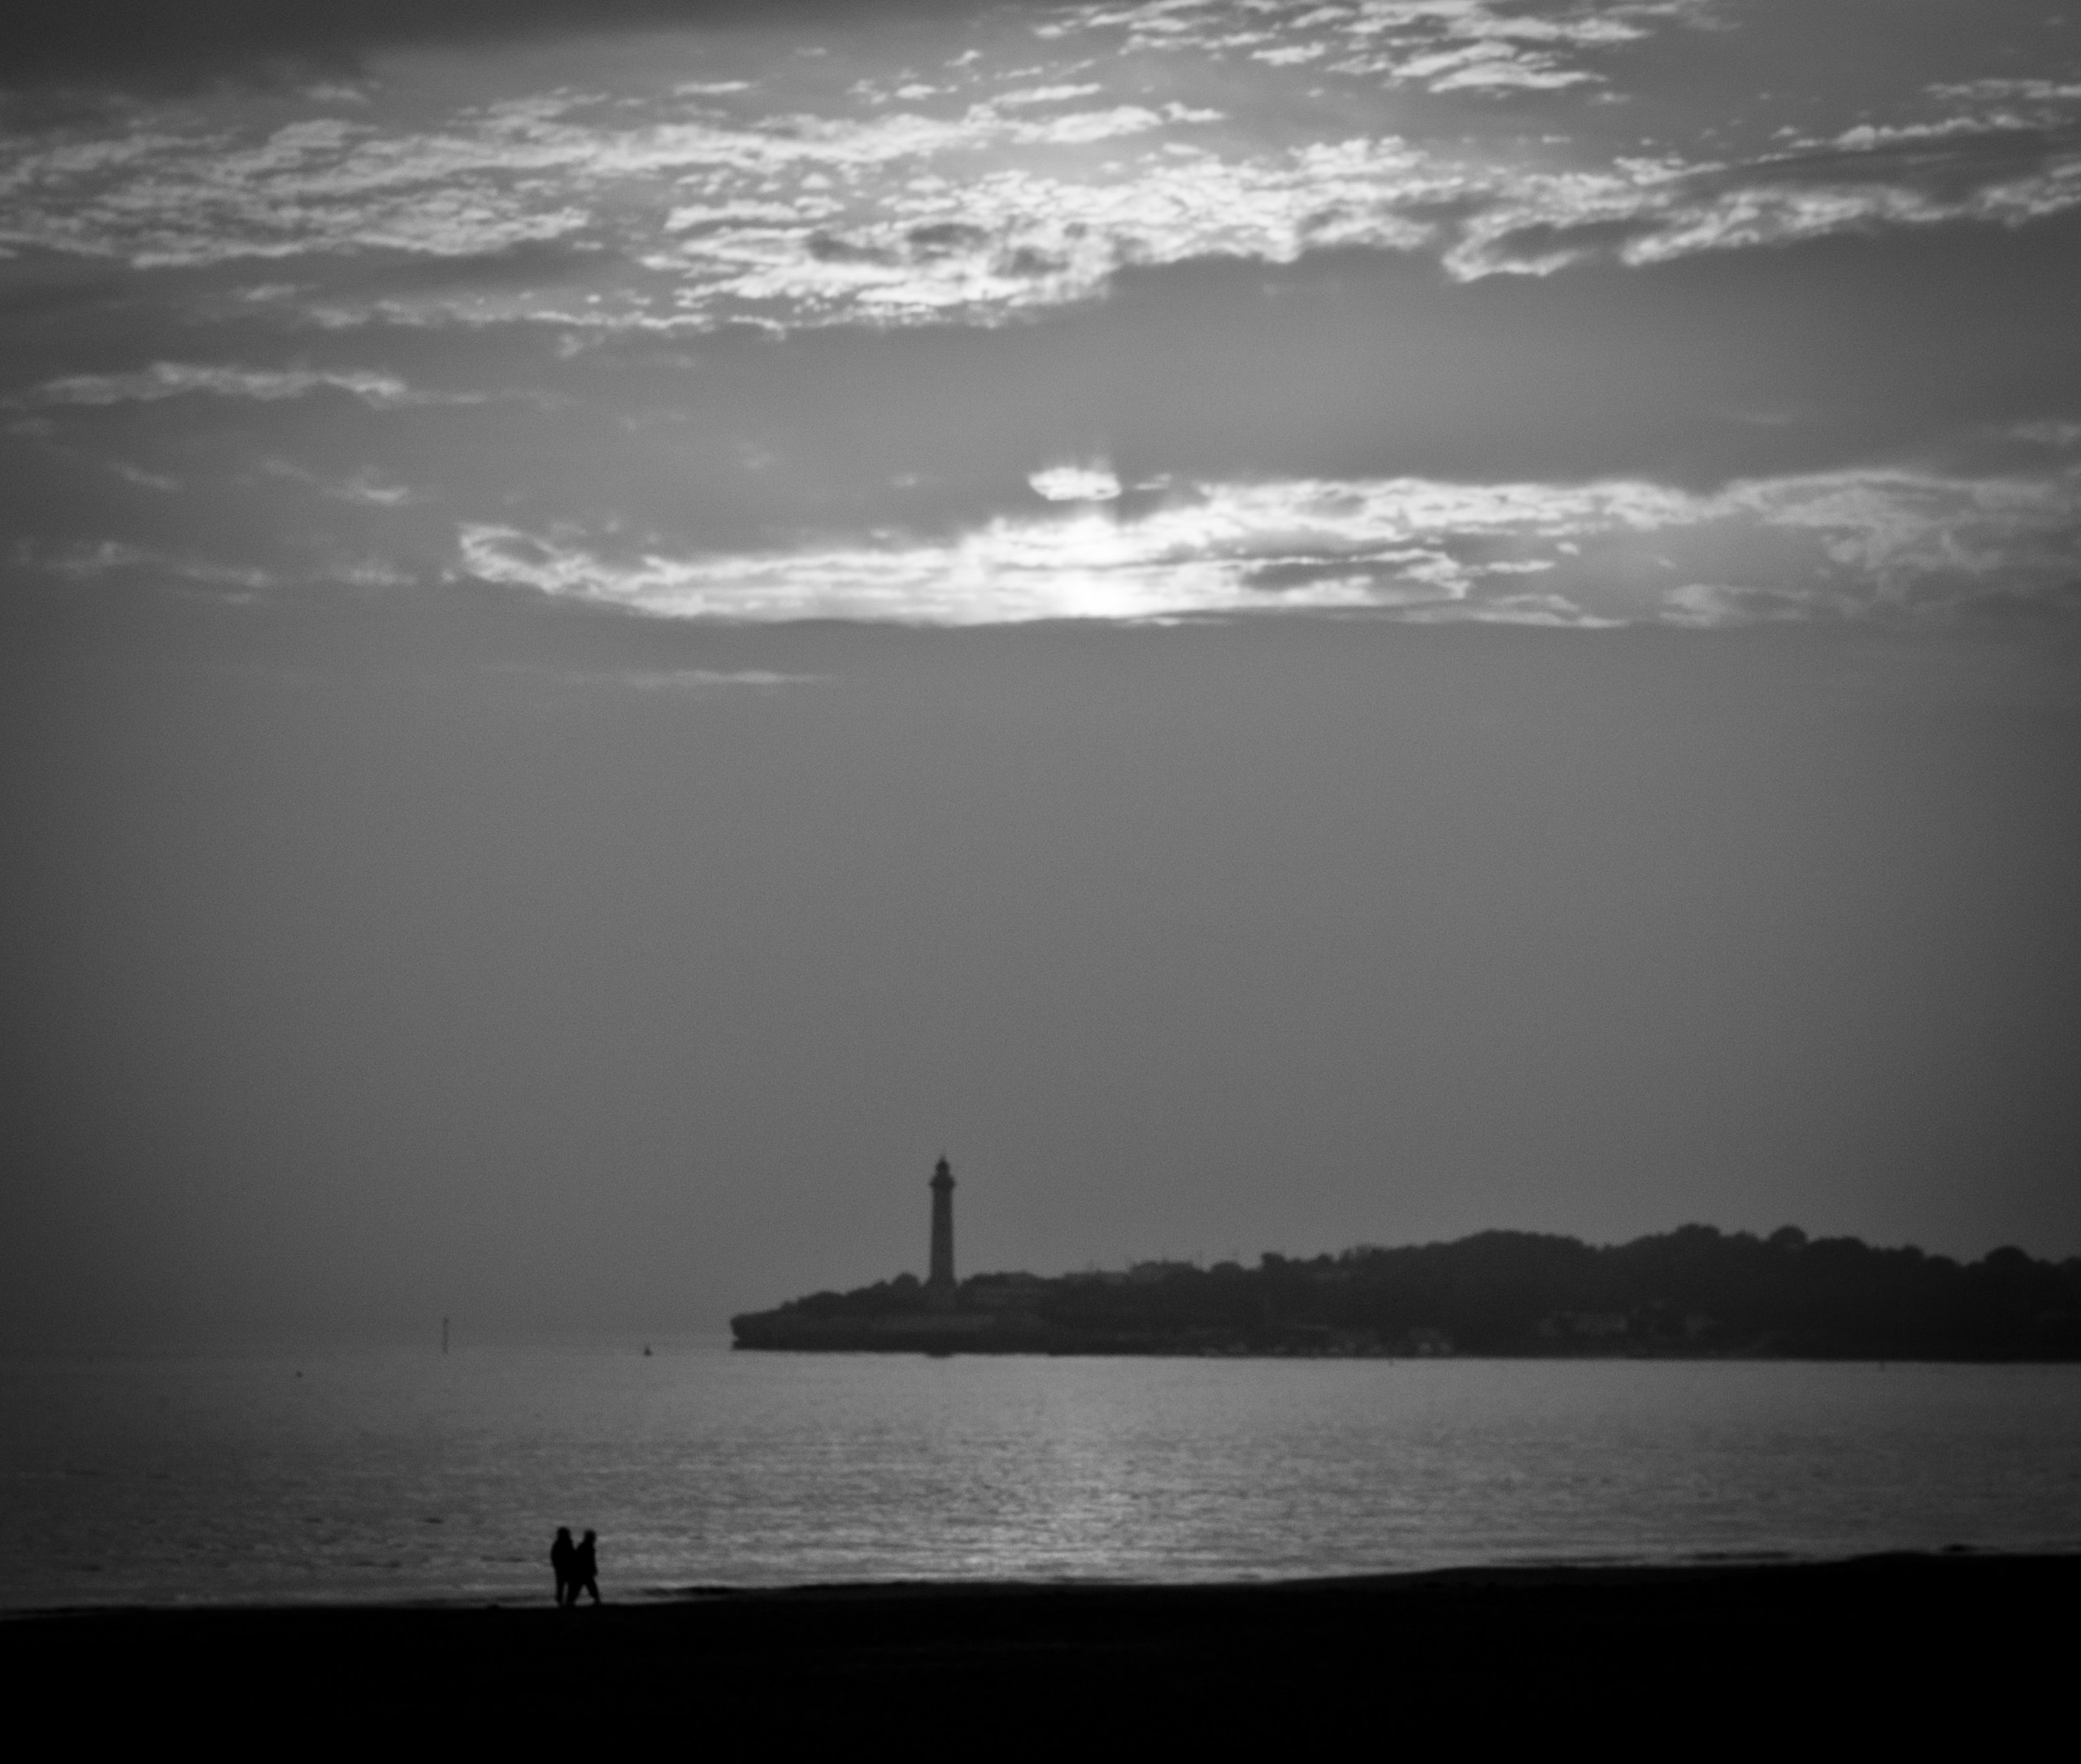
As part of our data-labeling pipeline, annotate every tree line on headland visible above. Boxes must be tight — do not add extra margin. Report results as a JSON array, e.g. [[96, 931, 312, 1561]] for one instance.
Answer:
[[730, 1225, 2081, 1359]]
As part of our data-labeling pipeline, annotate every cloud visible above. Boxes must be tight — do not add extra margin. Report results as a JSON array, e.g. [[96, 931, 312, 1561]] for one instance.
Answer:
[[994, 84, 1106, 107], [624, 667, 822, 689], [456, 465, 2081, 628], [2013, 422, 2081, 449], [1029, 464, 1123, 501], [1659, 581, 1818, 628], [641, 131, 1455, 321], [7, 3, 2081, 333], [0, 87, 1201, 285], [261, 459, 423, 504], [20, 538, 281, 592], [496, 662, 828, 692], [1075, 0, 1673, 93], [108, 460, 180, 491], [13, 2, 2077, 658], [19, 363, 475, 408]]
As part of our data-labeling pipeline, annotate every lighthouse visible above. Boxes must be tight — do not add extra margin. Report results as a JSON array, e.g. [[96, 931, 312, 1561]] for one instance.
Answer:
[[927, 1155, 956, 1300]]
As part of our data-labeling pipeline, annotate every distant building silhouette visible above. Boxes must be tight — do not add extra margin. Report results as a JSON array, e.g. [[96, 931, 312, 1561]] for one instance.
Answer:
[[927, 1156, 956, 1305]]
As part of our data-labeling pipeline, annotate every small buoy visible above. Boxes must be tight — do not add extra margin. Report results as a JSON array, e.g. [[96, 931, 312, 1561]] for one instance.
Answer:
[[642, 1344, 653, 1357]]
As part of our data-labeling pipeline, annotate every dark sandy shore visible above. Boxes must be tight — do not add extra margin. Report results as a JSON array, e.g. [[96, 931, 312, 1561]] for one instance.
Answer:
[[7, 1553, 2072, 1743]]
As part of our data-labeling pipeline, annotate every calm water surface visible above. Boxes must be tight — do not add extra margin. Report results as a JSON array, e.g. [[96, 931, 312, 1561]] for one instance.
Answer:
[[5, 1345, 2078, 1610]]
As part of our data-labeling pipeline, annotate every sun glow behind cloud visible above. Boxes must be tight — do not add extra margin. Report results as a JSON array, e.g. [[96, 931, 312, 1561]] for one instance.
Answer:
[[1029, 465, 1124, 502], [456, 467, 2081, 628]]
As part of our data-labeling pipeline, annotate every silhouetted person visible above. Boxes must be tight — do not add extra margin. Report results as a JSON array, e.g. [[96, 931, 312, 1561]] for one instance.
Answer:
[[550, 1527, 576, 1607], [571, 1530, 601, 1605]]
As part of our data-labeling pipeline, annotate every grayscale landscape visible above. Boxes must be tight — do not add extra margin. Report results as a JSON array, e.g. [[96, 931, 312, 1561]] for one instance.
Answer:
[[4, 0, 2079, 1742]]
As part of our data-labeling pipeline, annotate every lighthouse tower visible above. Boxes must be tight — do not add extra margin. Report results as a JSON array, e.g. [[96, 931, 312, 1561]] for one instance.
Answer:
[[926, 1155, 956, 1301]]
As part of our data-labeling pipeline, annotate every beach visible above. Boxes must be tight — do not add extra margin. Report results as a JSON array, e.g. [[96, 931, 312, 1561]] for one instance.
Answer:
[[7, 1553, 2070, 1742]]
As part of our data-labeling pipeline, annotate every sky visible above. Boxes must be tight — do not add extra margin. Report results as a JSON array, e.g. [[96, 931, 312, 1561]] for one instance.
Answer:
[[4, 1, 2079, 1340]]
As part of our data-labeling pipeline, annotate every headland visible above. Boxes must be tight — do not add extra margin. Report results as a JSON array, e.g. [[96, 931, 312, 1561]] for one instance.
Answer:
[[732, 1163, 2081, 1358]]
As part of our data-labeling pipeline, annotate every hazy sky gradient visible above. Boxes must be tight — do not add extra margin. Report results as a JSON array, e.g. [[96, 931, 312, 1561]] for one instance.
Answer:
[[5, 2, 2079, 1338]]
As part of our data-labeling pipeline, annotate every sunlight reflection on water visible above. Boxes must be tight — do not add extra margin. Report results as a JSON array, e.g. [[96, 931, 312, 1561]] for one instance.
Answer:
[[6, 1345, 2079, 1609]]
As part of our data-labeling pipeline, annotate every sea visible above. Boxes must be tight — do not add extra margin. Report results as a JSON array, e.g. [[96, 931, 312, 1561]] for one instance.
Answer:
[[5, 1343, 2079, 1611]]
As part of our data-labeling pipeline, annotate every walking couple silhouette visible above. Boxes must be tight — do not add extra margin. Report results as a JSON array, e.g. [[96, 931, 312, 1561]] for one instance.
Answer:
[[550, 1527, 600, 1606]]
